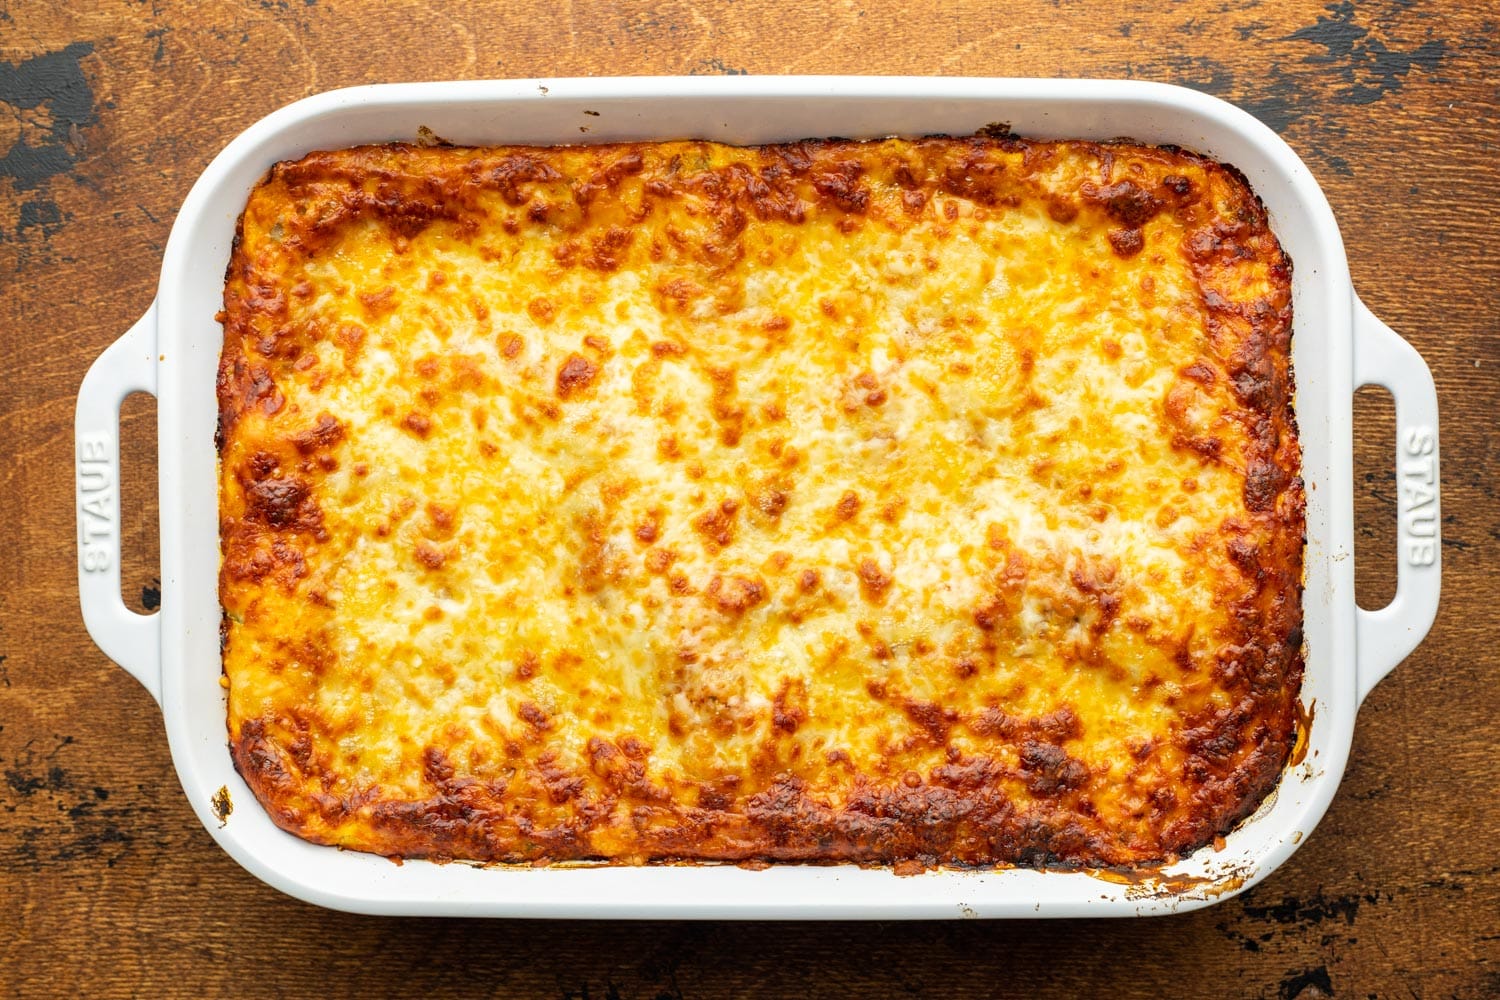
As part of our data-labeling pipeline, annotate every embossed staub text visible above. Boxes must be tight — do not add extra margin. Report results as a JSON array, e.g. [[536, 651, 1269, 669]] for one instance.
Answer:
[[77, 434, 113, 572], [1400, 426, 1438, 567]]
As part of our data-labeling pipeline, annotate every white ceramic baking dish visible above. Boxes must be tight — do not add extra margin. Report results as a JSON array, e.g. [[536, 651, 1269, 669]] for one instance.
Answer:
[[75, 76, 1441, 918]]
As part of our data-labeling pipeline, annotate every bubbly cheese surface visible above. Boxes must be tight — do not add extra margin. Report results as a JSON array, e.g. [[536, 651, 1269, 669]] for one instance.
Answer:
[[219, 137, 1303, 867]]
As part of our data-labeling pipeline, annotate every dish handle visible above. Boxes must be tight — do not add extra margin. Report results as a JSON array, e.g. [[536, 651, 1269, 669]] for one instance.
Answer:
[[1351, 295, 1441, 705], [75, 302, 162, 705]]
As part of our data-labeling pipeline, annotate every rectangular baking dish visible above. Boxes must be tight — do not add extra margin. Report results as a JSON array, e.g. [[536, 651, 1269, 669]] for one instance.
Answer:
[[74, 76, 1441, 918]]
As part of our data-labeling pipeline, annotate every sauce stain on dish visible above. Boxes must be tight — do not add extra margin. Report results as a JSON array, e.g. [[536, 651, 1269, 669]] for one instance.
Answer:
[[211, 785, 233, 827]]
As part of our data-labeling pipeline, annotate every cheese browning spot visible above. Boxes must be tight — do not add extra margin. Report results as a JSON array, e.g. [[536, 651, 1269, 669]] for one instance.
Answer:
[[556, 354, 599, 398], [220, 135, 1302, 869], [707, 574, 768, 615], [835, 491, 861, 522]]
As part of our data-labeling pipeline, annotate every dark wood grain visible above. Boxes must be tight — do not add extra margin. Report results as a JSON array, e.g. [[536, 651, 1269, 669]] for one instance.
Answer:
[[3, 1, 1496, 997]]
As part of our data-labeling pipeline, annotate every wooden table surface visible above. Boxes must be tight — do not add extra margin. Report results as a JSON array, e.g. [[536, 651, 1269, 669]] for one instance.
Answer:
[[4, 1, 1496, 996]]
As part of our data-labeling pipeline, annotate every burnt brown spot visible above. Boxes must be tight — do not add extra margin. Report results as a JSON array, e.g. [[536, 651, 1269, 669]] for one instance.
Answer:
[[1179, 707, 1245, 766], [1182, 360, 1216, 384], [941, 150, 1005, 205], [1046, 197, 1079, 223], [696, 785, 733, 811], [835, 490, 860, 521], [634, 514, 659, 544], [576, 511, 611, 593], [1174, 433, 1223, 462], [358, 286, 397, 316], [724, 162, 801, 225], [421, 746, 455, 786], [414, 540, 447, 569], [292, 414, 345, 454], [657, 277, 701, 311], [416, 497, 448, 531], [1031, 707, 1083, 743], [247, 451, 279, 479], [1108, 227, 1145, 257], [1085, 179, 1163, 227], [811, 164, 870, 213], [1244, 457, 1287, 512], [584, 226, 634, 271], [518, 701, 552, 731], [527, 297, 556, 324], [245, 477, 314, 531], [692, 503, 738, 549], [707, 366, 745, 446], [556, 354, 599, 398], [904, 701, 957, 743], [772, 681, 807, 734], [1227, 537, 1262, 578], [1019, 741, 1088, 796], [752, 485, 789, 518], [536, 753, 585, 803], [1229, 357, 1275, 410], [486, 154, 563, 205], [706, 574, 767, 614], [857, 558, 891, 599], [973, 597, 1007, 632], [1070, 564, 1122, 634], [402, 412, 432, 437]]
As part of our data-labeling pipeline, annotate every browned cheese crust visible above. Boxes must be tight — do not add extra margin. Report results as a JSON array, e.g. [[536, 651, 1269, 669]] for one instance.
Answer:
[[219, 136, 1303, 868]]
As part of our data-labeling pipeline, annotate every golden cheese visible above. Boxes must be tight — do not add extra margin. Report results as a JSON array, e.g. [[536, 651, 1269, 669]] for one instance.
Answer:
[[218, 136, 1303, 867]]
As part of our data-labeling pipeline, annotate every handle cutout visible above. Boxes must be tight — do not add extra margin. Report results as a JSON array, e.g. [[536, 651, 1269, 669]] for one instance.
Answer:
[[1352, 384, 1396, 611], [118, 390, 161, 615]]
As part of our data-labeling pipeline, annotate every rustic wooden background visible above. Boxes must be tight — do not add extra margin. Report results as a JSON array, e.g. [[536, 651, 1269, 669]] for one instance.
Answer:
[[3, 1, 1496, 997]]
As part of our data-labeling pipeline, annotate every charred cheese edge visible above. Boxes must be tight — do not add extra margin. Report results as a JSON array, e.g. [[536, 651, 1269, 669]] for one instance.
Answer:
[[218, 137, 1303, 868]]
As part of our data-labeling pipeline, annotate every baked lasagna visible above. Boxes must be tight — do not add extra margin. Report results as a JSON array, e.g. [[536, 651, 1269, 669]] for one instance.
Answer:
[[218, 135, 1303, 868]]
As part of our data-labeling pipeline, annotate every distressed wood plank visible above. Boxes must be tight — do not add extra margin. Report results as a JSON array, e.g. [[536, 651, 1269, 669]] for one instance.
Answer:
[[3, 1, 1496, 997]]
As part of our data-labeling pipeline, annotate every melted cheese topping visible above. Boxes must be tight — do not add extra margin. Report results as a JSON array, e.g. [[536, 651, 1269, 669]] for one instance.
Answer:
[[219, 138, 1303, 867]]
